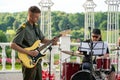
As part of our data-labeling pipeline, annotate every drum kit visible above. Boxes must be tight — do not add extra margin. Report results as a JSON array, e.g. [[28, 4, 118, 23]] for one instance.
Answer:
[[61, 48, 120, 80]]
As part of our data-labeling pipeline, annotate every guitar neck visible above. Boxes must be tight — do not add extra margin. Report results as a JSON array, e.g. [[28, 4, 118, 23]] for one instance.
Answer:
[[38, 40, 52, 51], [38, 34, 62, 51]]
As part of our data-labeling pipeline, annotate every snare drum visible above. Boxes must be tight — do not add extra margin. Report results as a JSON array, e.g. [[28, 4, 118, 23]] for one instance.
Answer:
[[71, 70, 96, 80], [62, 62, 81, 80]]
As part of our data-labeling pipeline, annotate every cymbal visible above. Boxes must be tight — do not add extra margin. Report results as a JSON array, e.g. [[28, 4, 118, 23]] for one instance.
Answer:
[[111, 48, 120, 51], [61, 50, 83, 57]]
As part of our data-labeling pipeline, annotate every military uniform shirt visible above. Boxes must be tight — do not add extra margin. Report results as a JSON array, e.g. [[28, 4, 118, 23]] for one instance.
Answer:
[[12, 21, 45, 48]]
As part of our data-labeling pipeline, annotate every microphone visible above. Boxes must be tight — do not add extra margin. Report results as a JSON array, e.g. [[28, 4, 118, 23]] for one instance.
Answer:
[[88, 26, 91, 31]]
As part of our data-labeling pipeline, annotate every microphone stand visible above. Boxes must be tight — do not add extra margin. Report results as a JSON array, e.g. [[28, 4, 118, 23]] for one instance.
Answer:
[[48, 46, 52, 80], [88, 27, 93, 80], [43, 43, 52, 80]]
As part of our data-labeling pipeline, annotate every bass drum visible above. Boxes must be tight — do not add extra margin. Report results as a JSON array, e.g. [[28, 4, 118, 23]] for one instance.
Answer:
[[71, 70, 96, 80], [62, 62, 81, 80]]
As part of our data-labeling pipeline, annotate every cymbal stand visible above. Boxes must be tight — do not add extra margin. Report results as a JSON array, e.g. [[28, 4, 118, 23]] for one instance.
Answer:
[[116, 47, 119, 78], [59, 48, 71, 80], [58, 46, 63, 80], [59, 46, 70, 80]]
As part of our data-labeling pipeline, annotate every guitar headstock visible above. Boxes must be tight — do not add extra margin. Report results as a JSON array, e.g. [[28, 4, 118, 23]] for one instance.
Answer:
[[53, 29, 71, 39], [60, 29, 71, 36]]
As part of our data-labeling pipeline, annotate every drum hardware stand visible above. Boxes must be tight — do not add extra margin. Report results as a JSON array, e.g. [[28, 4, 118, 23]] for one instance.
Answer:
[[43, 43, 52, 80], [58, 47, 63, 80], [58, 47, 71, 80], [96, 70, 106, 80], [116, 47, 119, 79]]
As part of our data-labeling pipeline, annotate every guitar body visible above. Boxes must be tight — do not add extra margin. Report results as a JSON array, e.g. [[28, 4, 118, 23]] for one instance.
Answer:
[[18, 40, 45, 68]]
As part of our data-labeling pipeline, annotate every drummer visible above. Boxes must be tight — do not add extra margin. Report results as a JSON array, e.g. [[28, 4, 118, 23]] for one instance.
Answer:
[[77, 28, 116, 80]]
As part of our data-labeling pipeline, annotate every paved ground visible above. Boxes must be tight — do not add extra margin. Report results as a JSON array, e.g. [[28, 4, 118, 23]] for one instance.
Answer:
[[0, 72, 23, 80], [0, 71, 60, 80]]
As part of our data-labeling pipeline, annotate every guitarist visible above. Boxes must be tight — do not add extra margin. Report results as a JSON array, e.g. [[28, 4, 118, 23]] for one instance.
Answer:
[[10, 6, 58, 80]]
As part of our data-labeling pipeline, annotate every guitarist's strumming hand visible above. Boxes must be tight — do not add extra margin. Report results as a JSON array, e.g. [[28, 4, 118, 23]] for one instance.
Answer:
[[27, 50, 39, 57]]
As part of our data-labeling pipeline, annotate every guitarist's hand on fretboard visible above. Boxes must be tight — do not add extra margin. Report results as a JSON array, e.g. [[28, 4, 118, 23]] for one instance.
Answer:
[[27, 50, 39, 57], [52, 36, 59, 45]]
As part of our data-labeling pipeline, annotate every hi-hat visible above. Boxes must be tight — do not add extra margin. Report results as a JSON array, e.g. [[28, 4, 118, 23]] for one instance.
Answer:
[[111, 48, 120, 51], [61, 50, 83, 57]]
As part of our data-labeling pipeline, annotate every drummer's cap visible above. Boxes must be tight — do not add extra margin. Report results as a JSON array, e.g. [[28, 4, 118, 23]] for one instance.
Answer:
[[92, 29, 101, 35]]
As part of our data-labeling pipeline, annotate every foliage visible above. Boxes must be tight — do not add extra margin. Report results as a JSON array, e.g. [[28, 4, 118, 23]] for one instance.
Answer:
[[0, 12, 27, 32], [5, 46, 12, 58], [0, 62, 21, 70], [71, 28, 84, 41], [6, 29, 16, 42], [94, 12, 107, 29], [0, 30, 7, 42], [0, 11, 119, 42]]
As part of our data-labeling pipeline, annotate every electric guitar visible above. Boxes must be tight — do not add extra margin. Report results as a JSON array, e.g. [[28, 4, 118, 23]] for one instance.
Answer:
[[18, 30, 71, 68]]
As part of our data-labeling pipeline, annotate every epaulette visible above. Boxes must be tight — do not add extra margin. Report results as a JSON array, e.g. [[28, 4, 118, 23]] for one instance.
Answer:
[[21, 23, 26, 28], [35, 23, 38, 27]]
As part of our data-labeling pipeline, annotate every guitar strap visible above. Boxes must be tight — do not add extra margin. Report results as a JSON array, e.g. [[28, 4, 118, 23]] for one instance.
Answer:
[[33, 24, 39, 38], [21, 24, 39, 48], [21, 24, 38, 48], [22, 39, 30, 47]]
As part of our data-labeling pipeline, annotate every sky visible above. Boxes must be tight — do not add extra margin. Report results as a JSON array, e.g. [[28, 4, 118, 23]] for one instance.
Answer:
[[0, 0, 118, 13]]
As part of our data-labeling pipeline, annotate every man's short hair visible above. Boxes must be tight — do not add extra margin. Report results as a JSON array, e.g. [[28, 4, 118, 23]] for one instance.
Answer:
[[28, 6, 41, 13], [92, 28, 101, 35]]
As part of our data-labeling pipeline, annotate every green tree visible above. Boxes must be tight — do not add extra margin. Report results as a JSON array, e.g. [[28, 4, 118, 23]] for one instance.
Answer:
[[95, 12, 107, 28], [71, 28, 84, 41], [99, 20, 107, 30], [68, 13, 84, 30], [13, 20, 20, 30], [4, 15, 15, 28], [0, 30, 7, 42], [6, 29, 16, 42]]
